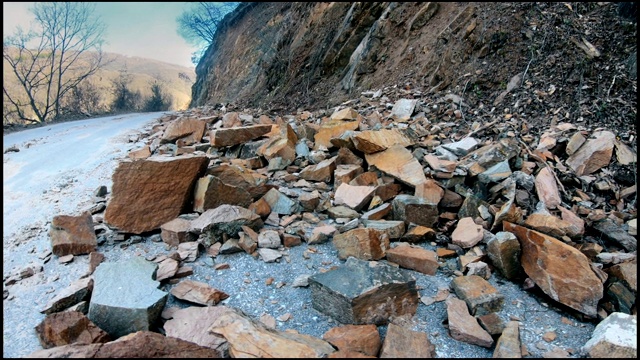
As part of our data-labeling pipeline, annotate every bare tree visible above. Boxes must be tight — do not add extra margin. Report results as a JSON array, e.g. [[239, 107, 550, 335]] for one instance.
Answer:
[[176, 2, 238, 65], [3, 2, 106, 124]]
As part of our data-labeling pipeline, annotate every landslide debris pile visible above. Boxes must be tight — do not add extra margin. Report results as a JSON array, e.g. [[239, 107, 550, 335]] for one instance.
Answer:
[[26, 83, 637, 357]]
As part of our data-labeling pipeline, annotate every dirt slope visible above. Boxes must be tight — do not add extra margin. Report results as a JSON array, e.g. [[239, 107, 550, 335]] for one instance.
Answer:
[[192, 2, 636, 135]]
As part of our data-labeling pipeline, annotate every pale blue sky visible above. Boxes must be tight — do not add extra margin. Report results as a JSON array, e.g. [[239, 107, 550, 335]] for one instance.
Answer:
[[3, 2, 198, 68]]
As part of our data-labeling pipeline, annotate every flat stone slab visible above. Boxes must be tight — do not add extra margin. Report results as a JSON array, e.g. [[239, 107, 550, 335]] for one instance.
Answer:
[[450, 275, 504, 316], [88, 258, 168, 339], [308, 257, 418, 325]]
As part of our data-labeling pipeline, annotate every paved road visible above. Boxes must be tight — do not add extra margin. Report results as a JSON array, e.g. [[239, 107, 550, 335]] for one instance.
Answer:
[[3, 112, 165, 358]]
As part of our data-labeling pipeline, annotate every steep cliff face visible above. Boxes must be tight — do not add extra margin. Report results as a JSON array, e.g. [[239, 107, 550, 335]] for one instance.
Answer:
[[191, 2, 492, 111], [191, 1, 637, 127]]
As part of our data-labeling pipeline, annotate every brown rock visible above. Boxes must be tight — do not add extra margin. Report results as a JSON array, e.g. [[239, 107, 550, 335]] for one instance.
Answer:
[[334, 183, 376, 211], [451, 217, 484, 249], [50, 211, 97, 257], [362, 220, 406, 240], [414, 178, 444, 205], [401, 224, 435, 243], [328, 350, 376, 358], [300, 157, 337, 182], [566, 130, 615, 176], [333, 228, 390, 260], [392, 194, 439, 228], [190, 204, 263, 246], [164, 306, 231, 356], [209, 124, 272, 147], [28, 330, 222, 358], [365, 145, 427, 187], [87, 252, 105, 276], [350, 171, 379, 186], [160, 218, 196, 247], [361, 203, 392, 221], [208, 307, 335, 358], [156, 258, 179, 282], [128, 146, 151, 160], [524, 213, 573, 238], [534, 167, 561, 209], [557, 206, 585, 238], [487, 231, 522, 280], [193, 175, 252, 212], [503, 222, 603, 317], [35, 311, 111, 349], [565, 132, 586, 156], [614, 139, 637, 165], [207, 164, 269, 200], [104, 155, 208, 234], [451, 275, 505, 316], [161, 118, 206, 146], [446, 297, 494, 348], [170, 280, 229, 306], [315, 120, 361, 150], [493, 321, 522, 358], [374, 182, 402, 202], [323, 324, 381, 357], [477, 312, 505, 336], [334, 164, 364, 188], [385, 244, 439, 275], [379, 322, 435, 358], [424, 154, 457, 172], [351, 129, 414, 154]]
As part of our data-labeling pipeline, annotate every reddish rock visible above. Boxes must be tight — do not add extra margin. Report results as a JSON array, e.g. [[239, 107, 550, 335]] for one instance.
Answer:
[[379, 323, 435, 358], [104, 155, 208, 234], [161, 118, 206, 146], [333, 228, 390, 261], [40, 277, 94, 315], [566, 130, 615, 176], [35, 311, 111, 349], [493, 321, 522, 358], [193, 175, 252, 212], [503, 222, 603, 317], [300, 157, 337, 183], [334, 183, 376, 211], [351, 129, 414, 154], [50, 211, 97, 256], [535, 167, 561, 209], [323, 324, 381, 357], [451, 217, 484, 248], [450, 275, 504, 316], [414, 178, 444, 205], [209, 124, 272, 147], [128, 146, 151, 160], [446, 297, 494, 348], [164, 306, 231, 356], [170, 280, 229, 306], [365, 145, 427, 187], [160, 218, 197, 247], [334, 164, 364, 188], [385, 244, 439, 275]]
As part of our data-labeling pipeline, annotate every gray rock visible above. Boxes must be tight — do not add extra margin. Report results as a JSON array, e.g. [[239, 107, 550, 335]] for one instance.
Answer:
[[308, 257, 418, 325], [582, 312, 637, 358], [440, 137, 479, 156], [262, 188, 302, 215], [88, 258, 168, 339]]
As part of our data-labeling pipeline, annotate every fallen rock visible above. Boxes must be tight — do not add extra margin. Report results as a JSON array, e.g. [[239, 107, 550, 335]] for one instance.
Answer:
[[322, 324, 381, 357], [486, 231, 523, 280], [493, 321, 522, 358], [334, 183, 376, 211], [582, 312, 637, 358], [450, 275, 504, 316], [446, 297, 494, 348], [333, 228, 390, 261], [163, 306, 231, 356], [308, 257, 418, 325], [451, 217, 484, 249], [41, 277, 94, 315], [351, 129, 414, 154], [170, 279, 229, 306], [379, 322, 435, 358], [208, 307, 335, 358], [27, 330, 222, 358], [503, 222, 603, 317], [161, 118, 206, 146], [209, 124, 272, 147], [35, 311, 111, 349], [49, 211, 97, 257], [160, 217, 197, 247], [385, 243, 439, 275], [104, 154, 208, 234], [88, 258, 168, 338], [591, 219, 637, 252], [193, 175, 253, 212], [365, 145, 427, 187], [190, 204, 263, 247], [565, 130, 615, 176]]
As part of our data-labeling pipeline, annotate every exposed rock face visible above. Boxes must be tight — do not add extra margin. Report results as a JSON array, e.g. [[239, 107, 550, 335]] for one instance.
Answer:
[[503, 222, 604, 317], [104, 155, 208, 234]]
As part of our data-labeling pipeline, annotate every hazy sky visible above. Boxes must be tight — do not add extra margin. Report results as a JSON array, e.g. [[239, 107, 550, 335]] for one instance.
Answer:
[[3, 2, 198, 68]]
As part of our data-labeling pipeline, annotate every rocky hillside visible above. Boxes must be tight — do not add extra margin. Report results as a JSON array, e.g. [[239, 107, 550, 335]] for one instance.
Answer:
[[191, 2, 636, 135]]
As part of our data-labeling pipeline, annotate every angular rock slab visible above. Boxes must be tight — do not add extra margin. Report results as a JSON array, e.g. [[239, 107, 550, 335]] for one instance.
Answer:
[[27, 330, 222, 358], [164, 306, 231, 356], [365, 145, 427, 187], [35, 311, 111, 349], [209, 124, 272, 147], [566, 130, 615, 176], [208, 307, 335, 358], [322, 324, 381, 357], [379, 322, 435, 358], [170, 280, 229, 306], [450, 275, 504, 316], [49, 211, 97, 256], [493, 321, 521, 358], [308, 257, 418, 325], [582, 312, 637, 358], [88, 258, 168, 339], [351, 129, 414, 154], [503, 221, 603, 317], [161, 118, 206, 146], [446, 297, 494, 348], [193, 175, 252, 212], [333, 228, 390, 261], [104, 154, 208, 234], [190, 204, 263, 246]]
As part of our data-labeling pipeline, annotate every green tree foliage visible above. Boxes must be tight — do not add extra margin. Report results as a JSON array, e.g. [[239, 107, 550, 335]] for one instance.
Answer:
[[3, 2, 106, 124], [176, 2, 238, 65]]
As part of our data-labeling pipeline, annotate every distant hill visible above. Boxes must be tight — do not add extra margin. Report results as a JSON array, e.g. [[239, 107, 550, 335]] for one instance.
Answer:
[[3, 50, 195, 123]]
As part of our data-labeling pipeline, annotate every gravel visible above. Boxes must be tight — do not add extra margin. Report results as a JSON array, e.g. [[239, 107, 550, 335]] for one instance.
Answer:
[[2, 113, 596, 358]]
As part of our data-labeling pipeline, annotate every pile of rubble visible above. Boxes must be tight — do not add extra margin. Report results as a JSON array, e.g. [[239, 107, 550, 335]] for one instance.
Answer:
[[23, 87, 637, 358]]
